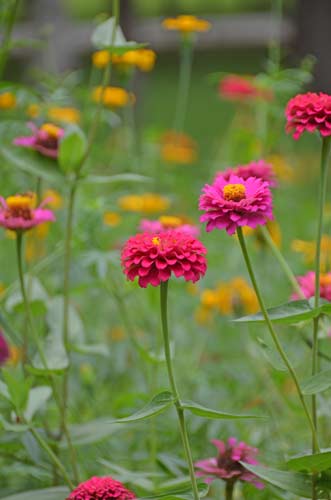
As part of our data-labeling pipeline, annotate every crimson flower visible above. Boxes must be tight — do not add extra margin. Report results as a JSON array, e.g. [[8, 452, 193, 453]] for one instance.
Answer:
[[285, 92, 331, 140], [0, 331, 10, 366], [219, 74, 272, 102], [67, 476, 136, 500]]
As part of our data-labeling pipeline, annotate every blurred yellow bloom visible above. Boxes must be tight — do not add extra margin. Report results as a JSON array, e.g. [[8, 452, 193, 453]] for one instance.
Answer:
[[92, 86, 134, 108], [26, 103, 40, 118], [0, 91, 16, 109], [8, 346, 21, 366], [161, 131, 197, 164], [40, 123, 62, 138], [292, 235, 331, 272], [92, 50, 111, 68], [43, 189, 63, 210], [47, 106, 80, 124], [109, 326, 126, 341], [103, 211, 122, 227], [162, 15, 211, 33], [122, 49, 157, 72], [159, 215, 182, 228], [266, 154, 294, 182], [118, 193, 170, 214]]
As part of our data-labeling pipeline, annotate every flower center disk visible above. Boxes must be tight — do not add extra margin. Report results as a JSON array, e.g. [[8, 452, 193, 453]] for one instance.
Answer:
[[222, 183, 246, 202]]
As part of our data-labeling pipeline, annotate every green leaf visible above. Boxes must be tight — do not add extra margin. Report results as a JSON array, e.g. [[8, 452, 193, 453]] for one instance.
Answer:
[[24, 386, 52, 422], [234, 300, 316, 324], [0, 415, 29, 433], [2, 369, 31, 412], [241, 463, 313, 498], [59, 418, 119, 448], [181, 400, 265, 420], [112, 391, 174, 423], [83, 173, 151, 185], [257, 337, 287, 371], [0, 486, 69, 500], [302, 369, 331, 395], [71, 343, 110, 357], [32, 334, 69, 374], [91, 17, 145, 53], [138, 480, 209, 499], [58, 126, 87, 173], [287, 449, 331, 473]]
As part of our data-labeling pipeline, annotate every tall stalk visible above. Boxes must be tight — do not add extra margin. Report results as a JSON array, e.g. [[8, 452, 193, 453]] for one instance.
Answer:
[[173, 38, 194, 133], [160, 281, 200, 500], [225, 481, 235, 500], [0, 0, 20, 79]]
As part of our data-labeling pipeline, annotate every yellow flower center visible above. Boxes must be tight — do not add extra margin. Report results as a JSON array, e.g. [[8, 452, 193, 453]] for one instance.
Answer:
[[6, 194, 36, 210], [152, 236, 161, 246], [40, 123, 62, 138], [222, 183, 246, 202], [159, 215, 182, 228]]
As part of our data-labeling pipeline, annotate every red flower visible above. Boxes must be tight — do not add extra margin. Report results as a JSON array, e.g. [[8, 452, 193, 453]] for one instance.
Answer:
[[0, 331, 10, 366], [121, 230, 207, 288], [285, 92, 331, 140], [67, 476, 136, 500], [219, 75, 272, 102]]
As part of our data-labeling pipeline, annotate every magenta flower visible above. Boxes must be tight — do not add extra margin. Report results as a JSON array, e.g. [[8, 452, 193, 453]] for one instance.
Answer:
[[67, 476, 136, 500], [216, 160, 277, 188], [121, 230, 207, 288], [291, 271, 331, 301], [139, 218, 200, 238], [13, 122, 64, 158], [285, 92, 331, 140], [0, 331, 10, 366], [199, 174, 273, 235], [0, 193, 55, 232], [219, 75, 272, 102], [195, 438, 264, 489]]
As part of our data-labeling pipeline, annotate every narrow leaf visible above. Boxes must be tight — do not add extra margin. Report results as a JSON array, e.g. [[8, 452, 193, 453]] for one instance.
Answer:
[[112, 391, 174, 423], [234, 300, 316, 324], [0, 487, 69, 500], [302, 369, 331, 395], [287, 449, 331, 473], [181, 400, 265, 420]]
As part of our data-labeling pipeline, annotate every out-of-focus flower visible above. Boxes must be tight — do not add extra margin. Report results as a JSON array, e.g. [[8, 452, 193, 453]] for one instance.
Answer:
[[266, 155, 294, 182], [0, 92, 16, 110], [121, 230, 207, 288], [47, 106, 80, 124], [118, 193, 170, 214], [292, 235, 331, 272], [195, 438, 264, 489], [139, 215, 200, 237], [67, 476, 136, 500], [110, 49, 157, 72], [199, 174, 273, 235], [285, 92, 331, 140], [43, 189, 63, 210], [216, 159, 277, 188], [92, 86, 134, 108], [13, 122, 64, 159], [8, 345, 21, 366], [0, 331, 10, 366], [161, 131, 197, 164], [103, 211, 122, 227], [26, 103, 40, 118], [92, 50, 111, 68], [0, 193, 55, 232], [109, 326, 126, 341], [292, 271, 331, 301], [162, 15, 211, 33], [219, 75, 272, 102]]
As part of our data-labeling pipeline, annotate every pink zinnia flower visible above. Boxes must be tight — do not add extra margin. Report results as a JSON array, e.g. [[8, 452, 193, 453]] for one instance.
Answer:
[[67, 476, 136, 500], [139, 217, 200, 238], [0, 331, 10, 366], [285, 92, 331, 140], [216, 160, 277, 188], [291, 271, 331, 301], [195, 438, 264, 489], [219, 74, 272, 102], [199, 174, 273, 235], [13, 122, 64, 158], [121, 230, 207, 288], [0, 193, 55, 232]]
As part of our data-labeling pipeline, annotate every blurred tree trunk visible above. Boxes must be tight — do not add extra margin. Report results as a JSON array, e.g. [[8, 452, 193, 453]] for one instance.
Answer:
[[297, 0, 331, 91]]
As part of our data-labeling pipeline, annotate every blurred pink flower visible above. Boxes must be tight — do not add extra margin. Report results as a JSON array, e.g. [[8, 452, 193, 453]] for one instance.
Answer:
[[219, 74, 272, 102], [0, 331, 10, 366], [199, 174, 273, 235], [285, 92, 331, 140], [13, 122, 64, 158], [292, 271, 331, 301], [121, 230, 207, 288], [0, 193, 55, 232], [216, 160, 277, 188], [67, 476, 136, 500], [139, 218, 200, 237], [195, 437, 264, 489]]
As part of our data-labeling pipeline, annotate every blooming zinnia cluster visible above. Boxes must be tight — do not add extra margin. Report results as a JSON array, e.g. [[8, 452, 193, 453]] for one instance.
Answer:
[[216, 159, 277, 188], [285, 92, 331, 139], [66, 476, 136, 500], [292, 271, 331, 301], [199, 174, 273, 235], [92, 49, 156, 72], [121, 230, 207, 288], [13, 122, 64, 158], [219, 75, 272, 102], [139, 215, 199, 237], [0, 193, 55, 232], [0, 331, 10, 366], [195, 438, 264, 489]]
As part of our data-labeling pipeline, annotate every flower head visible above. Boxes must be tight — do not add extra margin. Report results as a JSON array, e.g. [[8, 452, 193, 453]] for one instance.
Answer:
[[0, 331, 10, 366], [216, 160, 277, 188], [92, 50, 111, 68], [118, 193, 170, 214], [67, 476, 136, 500], [92, 86, 134, 108], [292, 271, 331, 301], [0, 192, 55, 232], [161, 131, 197, 164], [121, 230, 207, 288], [103, 211, 122, 227], [219, 75, 272, 102], [199, 174, 273, 235], [13, 122, 64, 158], [195, 438, 264, 489], [285, 92, 331, 139], [139, 215, 199, 238], [0, 91, 16, 109], [47, 106, 80, 124], [162, 15, 210, 34]]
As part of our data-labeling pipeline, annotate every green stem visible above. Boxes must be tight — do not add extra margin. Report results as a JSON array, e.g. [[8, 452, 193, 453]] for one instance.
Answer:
[[268, 0, 283, 73], [173, 37, 194, 133], [312, 137, 331, 459], [0, 0, 20, 79], [16, 233, 29, 363], [237, 227, 319, 452], [225, 481, 235, 500], [160, 281, 200, 500]]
